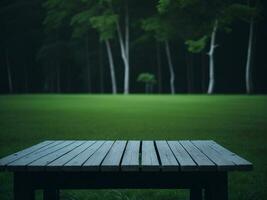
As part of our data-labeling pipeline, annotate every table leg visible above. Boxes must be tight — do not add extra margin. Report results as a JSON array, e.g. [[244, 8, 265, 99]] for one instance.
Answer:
[[190, 187, 203, 200], [14, 172, 35, 200], [44, 188, 60, 200], [205, 172, 228, 200]]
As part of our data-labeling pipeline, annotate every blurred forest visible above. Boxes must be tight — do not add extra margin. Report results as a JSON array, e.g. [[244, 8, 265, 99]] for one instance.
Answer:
[[0, 0, 266, 94]]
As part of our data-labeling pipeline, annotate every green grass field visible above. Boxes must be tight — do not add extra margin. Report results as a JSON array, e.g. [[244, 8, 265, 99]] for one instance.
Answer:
[[0, 95, 266, 200]]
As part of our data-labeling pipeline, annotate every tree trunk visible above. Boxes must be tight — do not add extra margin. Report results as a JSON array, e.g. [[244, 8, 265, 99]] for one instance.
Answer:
[[125, 0, 129, 63], [105, 39, 117, 94], [124, 1, 130, 95], [156, 42, 162, 93], [116, 0, 130, 95], [207, 19, 218, 94], [85, 34, 91, 93], [99, 41, 104, 93], [6, 49, 13, 93], [164, 40, 175, 94], [245, 17, 254, 94], [201, 51, 206, 93]]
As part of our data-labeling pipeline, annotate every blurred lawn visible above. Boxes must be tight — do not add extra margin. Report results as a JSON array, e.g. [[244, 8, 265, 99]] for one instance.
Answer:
[[0, 95, 266, 200]]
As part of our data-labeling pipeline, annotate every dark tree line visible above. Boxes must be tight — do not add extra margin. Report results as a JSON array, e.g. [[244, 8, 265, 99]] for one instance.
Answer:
[[0, 0, 266, 94]]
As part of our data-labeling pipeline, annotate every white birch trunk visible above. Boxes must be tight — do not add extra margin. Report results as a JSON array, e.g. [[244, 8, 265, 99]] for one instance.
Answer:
[[207, 20, 218, 94], [99, 41, 104, 93], [116, 22, 130, 94], [115, 0, 130, 95], [165, 40, 175, 94], [124, 2, 130, 95], [125, 1, 129, 61], [105, 39, 117, 94], [156, 42, 162, 93], [245, 17, 254, 94], [6, 49, 13, 93]]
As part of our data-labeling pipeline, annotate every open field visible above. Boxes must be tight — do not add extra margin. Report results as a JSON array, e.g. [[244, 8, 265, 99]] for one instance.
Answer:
[[0, 95, 266, 200]]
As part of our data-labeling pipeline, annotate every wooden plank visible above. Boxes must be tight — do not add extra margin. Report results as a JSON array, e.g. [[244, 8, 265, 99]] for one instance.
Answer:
[[82, 141, 114, 171], [101, 140, 127, 171], [141, 141, 160, 171], [0, 141, 55, 170], [47, 141, 96, 170], [64, 141, 105, 171], [192, 141, 235, 170], [27, 141, 86, 170], [167, 141, 197, 171], [155, 141, 179, 171], [121, 140, 140, 171], [207, 140, 253, 170], [7, 141, 73, 170], [179, 140, 216, 171]]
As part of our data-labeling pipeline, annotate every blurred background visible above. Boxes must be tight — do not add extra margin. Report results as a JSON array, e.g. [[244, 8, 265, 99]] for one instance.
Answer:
[[0, 0, 266, 95]]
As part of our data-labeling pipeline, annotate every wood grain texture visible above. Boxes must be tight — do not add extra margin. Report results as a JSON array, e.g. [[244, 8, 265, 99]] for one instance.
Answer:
[[28, 141, 85, 171], [192, 141, 235, 170], [179, 140, 216, 171], [0, 141, 54, 170], [141, 141, 160, 171], [155, 141, 179, 171], [121, 141, 140, 171], [82, 141, 114, 171], [47, 141, 96, 170], [8, 141, 72, 171], [101, 140, 127, 171], [167, 141, 197, 171], [206, 140, 253, 170], [0, 140, 253, 172], [64, 141, 104, 171]]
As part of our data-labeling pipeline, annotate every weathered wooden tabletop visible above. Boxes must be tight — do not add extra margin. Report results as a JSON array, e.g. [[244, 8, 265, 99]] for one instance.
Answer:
[[0, 140, 253, 172]]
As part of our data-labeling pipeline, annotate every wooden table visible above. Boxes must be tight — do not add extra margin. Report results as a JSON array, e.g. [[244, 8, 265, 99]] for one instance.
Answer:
[[0, 140, 253, 200]]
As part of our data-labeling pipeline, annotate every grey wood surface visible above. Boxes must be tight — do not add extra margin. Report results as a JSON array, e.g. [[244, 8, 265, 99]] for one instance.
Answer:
[[47, 141, 96, 170], [64, 141, 104, 171], [206, 140, 253, 170], [141, 141, 160, 171], [121, 140, 140, 171], [192, 141, 235, 170], [155, 141, 179, 171], [28, 141, 85, 170], [0, 140, 253, 172], [167, 141, 197, 171], [8, 141, 71, 170], [82, 141, 114, 171], [179, 140, 216, 171], [101, 140, 127, 171], [0, 140, 54, 170]]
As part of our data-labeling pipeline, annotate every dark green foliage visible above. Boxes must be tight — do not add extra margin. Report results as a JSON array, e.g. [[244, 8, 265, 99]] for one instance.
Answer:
[[141, 16, 175, 42], [137, 73, 156, 84], [223, 3, 260, 23], [89, 13, 118, 41], [0, 0, 265, 94], [185, 36, 208, 53], [43, 0, 77, 31], [137, 73, 157, 93]]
